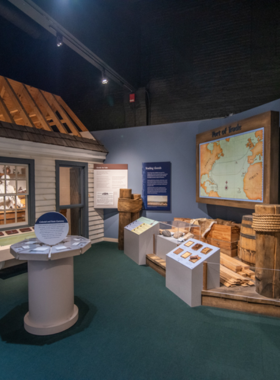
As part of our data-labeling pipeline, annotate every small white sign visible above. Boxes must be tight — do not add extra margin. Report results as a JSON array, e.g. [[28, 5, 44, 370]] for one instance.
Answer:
[[35, 212, 69, 246]]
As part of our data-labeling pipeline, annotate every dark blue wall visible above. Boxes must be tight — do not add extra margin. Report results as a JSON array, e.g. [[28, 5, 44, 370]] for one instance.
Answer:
[[93, 99, 280, 239]]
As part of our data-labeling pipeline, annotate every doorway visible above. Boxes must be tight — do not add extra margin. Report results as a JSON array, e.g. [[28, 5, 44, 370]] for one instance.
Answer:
[[55, 161, 88, 238]]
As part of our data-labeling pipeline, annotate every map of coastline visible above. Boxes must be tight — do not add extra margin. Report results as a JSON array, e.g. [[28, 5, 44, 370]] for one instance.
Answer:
[[199, 128, 264, 201]]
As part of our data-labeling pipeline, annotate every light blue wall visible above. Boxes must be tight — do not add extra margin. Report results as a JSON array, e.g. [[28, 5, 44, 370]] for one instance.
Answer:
[[93, 99, 280, 239]]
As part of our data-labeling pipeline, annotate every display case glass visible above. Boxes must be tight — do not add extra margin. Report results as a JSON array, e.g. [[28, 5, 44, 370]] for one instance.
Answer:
[[158, 220, 202, 242], [0, 163, 29, 227]]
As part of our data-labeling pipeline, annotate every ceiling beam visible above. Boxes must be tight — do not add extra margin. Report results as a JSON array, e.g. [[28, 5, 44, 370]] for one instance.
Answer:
[[8, 0, 136, 92]]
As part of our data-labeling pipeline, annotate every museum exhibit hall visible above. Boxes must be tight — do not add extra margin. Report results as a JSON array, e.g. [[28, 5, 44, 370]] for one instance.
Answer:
[[1, 1, 280, 379]]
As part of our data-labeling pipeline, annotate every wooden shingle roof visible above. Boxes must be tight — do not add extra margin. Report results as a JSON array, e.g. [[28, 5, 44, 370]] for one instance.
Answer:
[[0, 75, 107, 153], [0, 121, 107, 153]]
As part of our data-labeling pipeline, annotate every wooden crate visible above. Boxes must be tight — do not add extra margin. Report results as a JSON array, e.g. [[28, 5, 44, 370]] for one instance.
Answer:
[[174, 218, 240, 257]]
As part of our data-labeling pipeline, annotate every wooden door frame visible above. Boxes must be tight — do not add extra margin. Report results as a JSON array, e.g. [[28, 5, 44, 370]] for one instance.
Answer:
[[55, 160, 88, 238]]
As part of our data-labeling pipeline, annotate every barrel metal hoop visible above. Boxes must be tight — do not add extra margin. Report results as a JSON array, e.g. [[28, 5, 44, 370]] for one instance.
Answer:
[[240, 232, 256, 240]]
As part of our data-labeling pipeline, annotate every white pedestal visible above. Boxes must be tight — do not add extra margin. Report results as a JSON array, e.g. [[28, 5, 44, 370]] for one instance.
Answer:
[[10, 236, 91, 335], [166, 239, 220, 307], [124, 224, 159, 265], [156, 235, 180, 260]]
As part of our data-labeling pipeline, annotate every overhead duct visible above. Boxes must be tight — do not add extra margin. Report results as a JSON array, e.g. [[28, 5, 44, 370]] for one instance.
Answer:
[[0, 0, 47, 39]]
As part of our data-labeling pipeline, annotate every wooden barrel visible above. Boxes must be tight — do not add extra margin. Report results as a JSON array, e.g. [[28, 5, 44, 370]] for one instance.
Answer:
[[238, 215, 256, 265], [254, 204, 280, 299]]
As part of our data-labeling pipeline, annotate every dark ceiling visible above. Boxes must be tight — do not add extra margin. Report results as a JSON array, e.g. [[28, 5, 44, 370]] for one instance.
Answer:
[[0, 0, 140, 96]]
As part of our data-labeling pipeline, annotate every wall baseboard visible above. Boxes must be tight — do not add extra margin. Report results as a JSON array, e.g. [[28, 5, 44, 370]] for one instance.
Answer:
[[103, 237, 118, 243]]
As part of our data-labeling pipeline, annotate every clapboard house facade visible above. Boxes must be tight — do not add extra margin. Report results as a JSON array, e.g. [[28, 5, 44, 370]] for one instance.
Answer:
[[0, 76, 107, 268]]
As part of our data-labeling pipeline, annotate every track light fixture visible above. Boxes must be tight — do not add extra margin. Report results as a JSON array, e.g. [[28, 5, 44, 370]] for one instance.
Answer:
[[102, 69, 108, 84], [56, 32, 63, 47]]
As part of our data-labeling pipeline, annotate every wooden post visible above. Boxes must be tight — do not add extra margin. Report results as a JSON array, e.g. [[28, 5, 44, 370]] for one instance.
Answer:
[[131, 194, 141, 222], [203, 262, 208, 290], [118, 189, 132, 250], [254, 204, 280, 299], [118, 189, 143, 251]]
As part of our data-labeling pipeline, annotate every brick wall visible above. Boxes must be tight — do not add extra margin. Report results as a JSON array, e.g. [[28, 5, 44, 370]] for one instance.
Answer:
[[84, 0, 280, 131]]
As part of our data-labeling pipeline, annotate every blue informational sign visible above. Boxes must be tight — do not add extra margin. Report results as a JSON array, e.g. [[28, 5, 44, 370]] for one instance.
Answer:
[[142, 162, 171, 211], [35, 212, 69, 245]]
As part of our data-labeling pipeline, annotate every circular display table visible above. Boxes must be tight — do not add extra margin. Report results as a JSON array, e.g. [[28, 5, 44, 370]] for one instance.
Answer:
[[10, 235, 91, 336]]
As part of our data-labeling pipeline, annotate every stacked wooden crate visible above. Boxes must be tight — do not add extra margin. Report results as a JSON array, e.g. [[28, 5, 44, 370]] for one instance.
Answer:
[[174, 218, 240, 257]]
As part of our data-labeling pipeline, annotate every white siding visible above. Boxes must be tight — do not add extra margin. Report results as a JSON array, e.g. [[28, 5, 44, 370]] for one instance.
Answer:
[[0, 139, 106, 245]]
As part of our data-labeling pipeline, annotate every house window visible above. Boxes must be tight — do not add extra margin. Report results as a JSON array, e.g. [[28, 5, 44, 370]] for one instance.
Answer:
[[0, 159, 35, 230]]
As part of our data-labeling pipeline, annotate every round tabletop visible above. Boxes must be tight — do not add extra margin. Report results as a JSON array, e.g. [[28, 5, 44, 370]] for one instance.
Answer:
[[10, 235, 91, 261]]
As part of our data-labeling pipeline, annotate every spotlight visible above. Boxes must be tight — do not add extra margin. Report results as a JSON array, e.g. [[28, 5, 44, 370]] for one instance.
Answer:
[[102, 69, 108, 84], [56, 32, 63, 47]]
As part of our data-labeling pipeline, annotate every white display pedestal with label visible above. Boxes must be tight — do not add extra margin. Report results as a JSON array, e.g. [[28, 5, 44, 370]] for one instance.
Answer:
[[10, 236, 91, 335], [166, 239, 220, 307], [124, 217, 159, 265], [156, 235, 180, 260]]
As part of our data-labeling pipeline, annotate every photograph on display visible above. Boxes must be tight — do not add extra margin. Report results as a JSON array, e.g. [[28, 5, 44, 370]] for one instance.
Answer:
[[181, 251, 191, 259], [184, 241, 194, 247], [196, 111, 279, 208], [174, 248, 184, 255], [201, 247, 212, 254], [147, 195, 168, 207]]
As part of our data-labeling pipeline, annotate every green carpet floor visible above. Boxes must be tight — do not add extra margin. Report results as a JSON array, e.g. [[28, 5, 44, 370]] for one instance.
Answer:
[[0, 242, 280, 380]]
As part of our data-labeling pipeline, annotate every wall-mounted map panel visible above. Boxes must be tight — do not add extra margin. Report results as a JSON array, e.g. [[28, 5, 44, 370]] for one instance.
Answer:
[[196, 111, 279, 209]]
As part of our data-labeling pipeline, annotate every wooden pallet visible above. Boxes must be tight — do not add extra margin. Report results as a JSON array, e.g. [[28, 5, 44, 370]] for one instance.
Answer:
[[146, 254, 166, 277], [146, 253, 280, 318], [202, 286, 280, 318]]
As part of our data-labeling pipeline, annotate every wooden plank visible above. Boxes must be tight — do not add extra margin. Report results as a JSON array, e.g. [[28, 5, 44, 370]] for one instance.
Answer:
[[89, 216, 103, 222], [35, 166, 56, 173], [0, 77, 5, 98], [91, 237, 103, 244], [146, 255, 166, 277], [90, 233, 104, 240], [0, 97, 14, 123], [35, 189, 55, 195], [35, 173, 55, 179], [255, 204, 280, 299], [2, 77, 34, 128], [16, 83, 53, 132], [89, 226, 104, 233], [55, 95, 88, 132], [35, 194, 56, 201], [201, 295, 280, 318], [35, 200, 56, 207], [35, 90, 68, 134], [35, 182, 55, 189], [35, 177, 55, 184], [36, 205, 56, 212], [89, 221, 103, 227], [43, 92, 81, 136], [220, 253, 243, 272]]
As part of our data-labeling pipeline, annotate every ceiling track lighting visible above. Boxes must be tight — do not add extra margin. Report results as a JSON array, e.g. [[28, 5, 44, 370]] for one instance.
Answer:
[[8, 0, 135, 92], [101, 69, 108, 85], [56, 32, 63, 47]]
